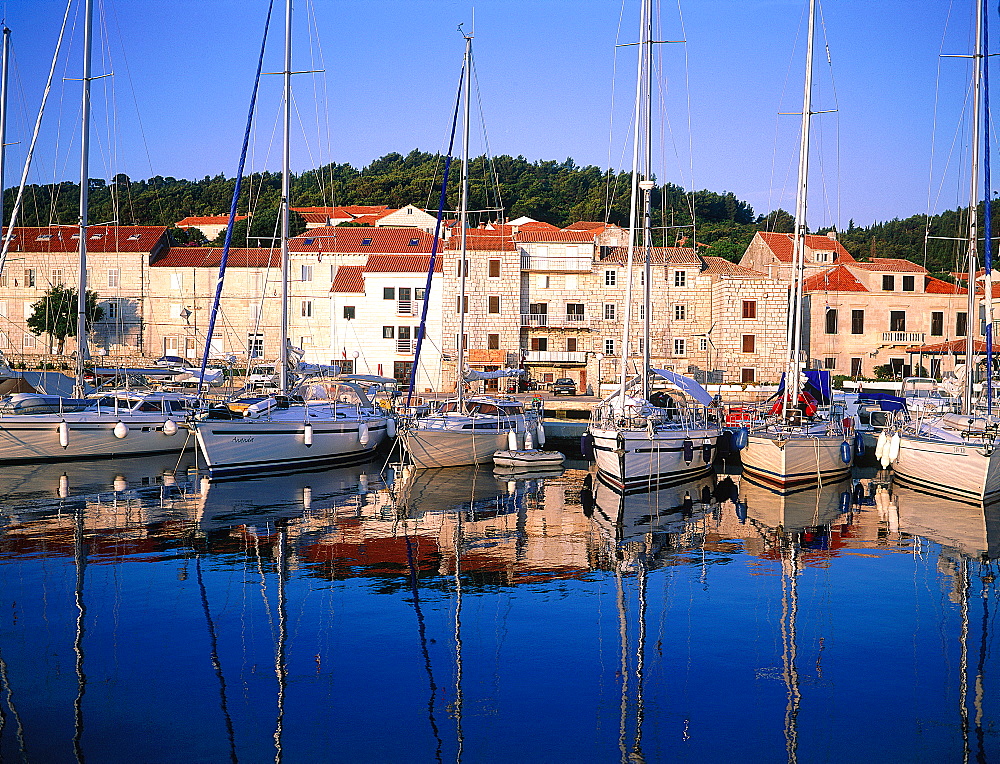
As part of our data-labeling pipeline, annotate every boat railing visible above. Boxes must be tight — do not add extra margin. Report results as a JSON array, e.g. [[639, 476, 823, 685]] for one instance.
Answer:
[[590, 400, 708, 432]]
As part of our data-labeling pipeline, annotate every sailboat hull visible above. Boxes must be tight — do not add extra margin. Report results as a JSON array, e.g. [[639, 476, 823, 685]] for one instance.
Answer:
[[892, 434, 1000, 504], [740, 433, 851, 489], [400, 414, 537, 469], [0, 413, 186, 462], [590, 425, 720, 494], [193, 416, 388, 477]]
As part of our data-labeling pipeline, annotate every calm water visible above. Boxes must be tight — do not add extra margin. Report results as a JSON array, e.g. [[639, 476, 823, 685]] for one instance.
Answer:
[[0, 453, 996, 763]]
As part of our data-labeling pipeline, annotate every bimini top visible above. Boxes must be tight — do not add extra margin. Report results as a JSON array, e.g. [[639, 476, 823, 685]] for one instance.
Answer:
[[650, 369, 714, 406]]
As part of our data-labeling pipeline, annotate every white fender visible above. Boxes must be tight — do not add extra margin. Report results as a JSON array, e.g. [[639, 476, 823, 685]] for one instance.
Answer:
[[162, 419, 178, 436], [113, 475, 127, 492], [114, 421, 129, 439], [245, 397, 277, 418], [888, 433, 901, 463], [386, 418, 397, 439], [303, 423, 314, 447], [524, 430, 534, 450], [163, 472, 176, 487], [58, 473, 69, 498], [875, 431, 887, 461], [359, 421, 370, 446], [507, 430, 519, 451], [536, 422, 546, 446], [58, 421, 69, 448], [359, 473, 369, 495]]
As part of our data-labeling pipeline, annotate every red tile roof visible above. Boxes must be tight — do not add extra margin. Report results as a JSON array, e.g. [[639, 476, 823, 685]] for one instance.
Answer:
[[517, 230, 598, 243], [925, 276, 965, 294], [562, 220, 607, 231], [803, 265, 869, 292], [756, 231, 854, 263], [517, 221, 561, 231], [904, 338, 987, 354], [348, 213, 392, 226], [2, 225, 168, 254], [176, 215, 246, 227], [484, 224, 515, 236], [452, 232, 517, 251], [291, 205, 389, 216], [601, 246, 700, 265], [364, 254, 443, 273], [848, 257, 927, 273], [701, 256, 768, 277], [151, 247, 280, 268], [331, 265, 365, 293], [288, 227, 443, 253]]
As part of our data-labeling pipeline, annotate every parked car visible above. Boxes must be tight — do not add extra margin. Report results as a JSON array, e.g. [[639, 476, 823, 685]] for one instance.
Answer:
[[552, 377, 577, 396], [245, 363, 279, 389], [154, 355, 187, 367]]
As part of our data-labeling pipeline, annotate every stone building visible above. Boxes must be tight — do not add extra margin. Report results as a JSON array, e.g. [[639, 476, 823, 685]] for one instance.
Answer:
[[175, 215, 246, 240], [0, 225, 169, 359], [740, 230, 854, 280]]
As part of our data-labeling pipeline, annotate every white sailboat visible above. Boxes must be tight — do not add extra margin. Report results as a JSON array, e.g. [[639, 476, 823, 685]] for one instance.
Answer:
[[397, 32, 541, 469], [739, 0, 852, 489], [890, 0, 1000, 504], [587, 0, 720, 494], [0, 2, 197, 463], [191, 0, 388, 477]]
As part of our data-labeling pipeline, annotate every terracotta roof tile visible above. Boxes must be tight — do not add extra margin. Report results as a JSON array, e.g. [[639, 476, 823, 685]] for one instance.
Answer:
[[517, 230, 598, 243], [925, 276, 965, 294], [516, 221, 561, 231], [701, 256, 768, 277], [601, 246, 700, 265], [289, 227, 443, 253], [756, 231, 854, 263], [802, 265, 869, 292], [562, 221, 607, 231], [451, 232, 517, 251], [176, 215, 246, 227], [2, 225, 168, 254], [905, 338, 986, 354], [151, 247, 280, 268], [364, 254, 443, 273], [849, 257, 927, 273], [331, 265, 365, 293]]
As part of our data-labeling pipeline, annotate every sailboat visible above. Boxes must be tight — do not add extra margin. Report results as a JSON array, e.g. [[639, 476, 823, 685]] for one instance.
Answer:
[[190, 0, 388, 478], [396, 31, 541, 469], [586, 0, 720, 494], [738, 0, 853, 489], [889, 0, 1000, 504], [0, 2, 199, 463]]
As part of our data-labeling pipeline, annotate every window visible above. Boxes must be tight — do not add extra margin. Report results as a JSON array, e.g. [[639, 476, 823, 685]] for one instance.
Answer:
[[383, 287, 396, 300], [303, 238, 315, 246], [566, 303, 585, 321], [393, 361, 414, 384], [488, 259, 501, 278], [23, 334, 35, 349], [338, 360, 355, 374], [300, 265, 313, 282], [902, 275, 915, 291], [698, 336, 708, 352], [742, 334, 756, 353], [455, 333, 467, 351], [0, 274, 5, 287], [890, 311, 906, 332], [383, 326, 395, 339], [605, 270, 617, 286], [605, 338, 615, 355], [398, 287, 411, 302], [824, 357, 837, 369], [299, 336, 313, 347], [170, 273, 183, 291], [742, 300, 757, 319], [673, 338, 686, 356], [530, 337, 548, 351], [542, 373, 555, 383], [108, 268, 120, 288], [24, 269, 35, 288], [415, 288, 426, 301], [882, 274, 895, 291], [408, 238, 420, 247], [674, 270, 687, 287], [456, 295, 468, 313], [106, 299, 119, 320], [248, 333, 264, 359], [301, 299, 313, 318], [457, 259, 468, 277], [128, 233, 141, 241], [741, 368, 756, 384], [851, 309, 865, 334], [164, 336, 179, 354], [344, 306, 356, 320], [51, 269, 64, 287], [814, 250, 830, 263], [674, 304, 687, 321], [851, 357, 863, 377], [825, 308, 838, 334], [0, 301, 6, 317], [487, 333, 500, 350], [566, 337, 578, 352], [931, 311, 944, 336], [957, 312, 968, 337], [488, 296, 501, 314], [536, 274, 550, 288], [604, 304, 616, 320], [361, 238, 373, 246]]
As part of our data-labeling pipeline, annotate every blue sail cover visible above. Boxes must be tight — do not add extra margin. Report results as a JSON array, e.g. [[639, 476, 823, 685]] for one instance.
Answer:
[[775, 369, 832, 405], [650, 368, 715, 406]]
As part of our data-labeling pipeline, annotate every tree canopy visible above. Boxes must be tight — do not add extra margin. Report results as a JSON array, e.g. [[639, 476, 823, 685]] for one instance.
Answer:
[[26, 285, 104, 354]]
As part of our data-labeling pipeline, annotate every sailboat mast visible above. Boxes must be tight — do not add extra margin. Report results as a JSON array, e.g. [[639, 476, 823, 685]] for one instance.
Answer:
[[641, 0, 654, 402], [278, 0, 292, 395], [964, 0, 984, 415], [784, 0, 816, 420], [0, 27, 9, 229], [618, 0, 648, 402], [456, 33, 472, 409], [74, 0, 94, 397]]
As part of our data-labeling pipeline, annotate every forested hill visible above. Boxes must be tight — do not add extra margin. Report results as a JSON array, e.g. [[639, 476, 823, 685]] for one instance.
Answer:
[[0, 148, 980, 274]]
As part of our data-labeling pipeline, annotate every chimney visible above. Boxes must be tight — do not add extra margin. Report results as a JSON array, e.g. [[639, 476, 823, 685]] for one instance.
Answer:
[[826, 230, 837, 241]]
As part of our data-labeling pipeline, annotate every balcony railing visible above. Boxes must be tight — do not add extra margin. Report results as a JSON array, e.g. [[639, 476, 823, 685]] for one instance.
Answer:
[[396, 339, 413, 355], [520, 313, 590, 328], [522, 351, 588, 364], [519, 254, 592, 272], [882, 331, 925, 344], [397, 299, 414, 316], [521, 313, 549, 326]]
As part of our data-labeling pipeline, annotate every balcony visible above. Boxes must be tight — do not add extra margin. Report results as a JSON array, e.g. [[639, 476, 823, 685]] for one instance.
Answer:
[[882, 331, 925, 345], [523, 351, 588, 364], [396, 338, 413, 354], [519, 254, 592, 272], [397, 299, 415, 316], [520, 313, 590, 328]]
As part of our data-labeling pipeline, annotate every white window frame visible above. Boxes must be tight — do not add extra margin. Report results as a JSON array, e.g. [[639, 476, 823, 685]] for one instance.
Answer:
[[673, 338, 686, 356], [605, 269, 617, 286], [673, 270, 687, 287]]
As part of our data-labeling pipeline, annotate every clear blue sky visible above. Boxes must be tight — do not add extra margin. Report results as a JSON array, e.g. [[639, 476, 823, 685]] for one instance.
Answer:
[[0, 0, 985, 227]]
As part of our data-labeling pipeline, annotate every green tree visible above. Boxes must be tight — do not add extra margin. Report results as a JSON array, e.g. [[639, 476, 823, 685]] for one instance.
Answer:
[[26, 285, 104, 354]]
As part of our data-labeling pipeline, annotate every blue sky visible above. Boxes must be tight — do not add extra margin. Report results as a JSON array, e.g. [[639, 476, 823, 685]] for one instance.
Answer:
[[0, 0, 985, 227]]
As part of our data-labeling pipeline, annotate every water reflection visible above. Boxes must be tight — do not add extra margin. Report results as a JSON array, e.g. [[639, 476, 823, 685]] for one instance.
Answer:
[[0, 455, 996, 761]]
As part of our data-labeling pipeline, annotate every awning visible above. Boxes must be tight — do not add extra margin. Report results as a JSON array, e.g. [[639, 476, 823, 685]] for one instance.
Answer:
[[904, 339, 987, 354]]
